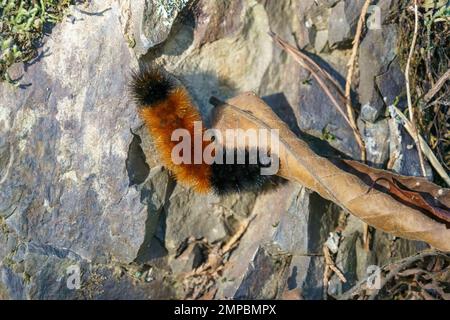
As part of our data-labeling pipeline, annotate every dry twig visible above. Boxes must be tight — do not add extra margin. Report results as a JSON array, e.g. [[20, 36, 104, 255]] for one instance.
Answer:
[[338, 249, 448, 300], [405, 0, 427, 176], [423, 69, 450, 103], [182, 213, 256, 299], [345, 0, 372, 251], [345, 0, 371, 163], [322, 244, 347, 299], [270, 32, 364, 150], [391, 105, 450, 186], [368, 249, 446, 300]]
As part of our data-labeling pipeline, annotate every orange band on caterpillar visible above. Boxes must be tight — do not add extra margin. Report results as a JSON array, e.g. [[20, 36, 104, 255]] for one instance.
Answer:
[[130, 65, 274, 195]]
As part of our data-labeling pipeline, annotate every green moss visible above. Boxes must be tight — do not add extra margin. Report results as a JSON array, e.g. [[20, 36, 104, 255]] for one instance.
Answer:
[[155, 0, 190, 20], [321, 127, 336, 143], [1, 256, 15, 268], [23, 272, 31, 283], [0, 0, 84, 84], [0, 216, 8, 234]]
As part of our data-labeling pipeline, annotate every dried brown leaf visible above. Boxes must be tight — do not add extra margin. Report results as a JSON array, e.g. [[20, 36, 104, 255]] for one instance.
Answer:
[[211, 92, 450, 251], [367, 177, 450, 224]]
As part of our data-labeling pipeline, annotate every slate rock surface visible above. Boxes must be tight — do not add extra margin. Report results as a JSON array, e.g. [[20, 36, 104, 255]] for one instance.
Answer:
[[0, 0, 428, 299]]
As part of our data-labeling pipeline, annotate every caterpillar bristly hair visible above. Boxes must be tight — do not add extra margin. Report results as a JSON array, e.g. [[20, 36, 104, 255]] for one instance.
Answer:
[[130, 65, 274, 195]]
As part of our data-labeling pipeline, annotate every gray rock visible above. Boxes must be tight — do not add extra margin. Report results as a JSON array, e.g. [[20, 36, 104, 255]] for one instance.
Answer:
[[170, 242, 205, 274], [234, 243, 292, 299], [0, 0, 165, 298], [300, 1, 332, 51], [258, 0, 304, 135], [0, 1, 148, 264], [23, 244, 84, 299], [272, 187, 311, 253], [371, 0, 395, 26], [296, 51, 361, 159], [274, 188, 341, 299], [328, 0, 365, 48], [328, 214, 430, 298], [126, 0, 191, 57], [133, 166, 172, 264], [11, 243, 27, 263], [273, 187, 340, 255], [358, 24, 398, 122], [217, 185, 341, 300], [358, 118, 390, 168], [388, 107, 433, 178], [0, 266, 26, 300], [376, 58, 406, 108], [84, 265, 174, 300], [0, 240, 176, 299], [216, 183, 299, 299], [327, 216, 362, 296], [0, 0, 433, 300], [360, 98, 385, 123], [309, 9, 331, 32], [164, 187, 231, 253], [314, 30, 329, 53], [193, 0, 245, 46]]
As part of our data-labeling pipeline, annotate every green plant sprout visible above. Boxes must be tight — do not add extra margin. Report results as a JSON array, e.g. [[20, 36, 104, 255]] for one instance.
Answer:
[[0, 0, 83, 84]]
